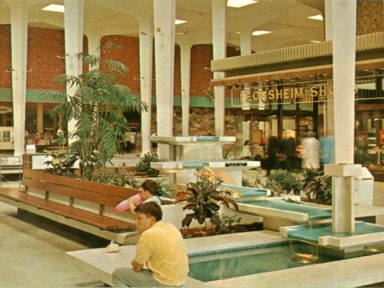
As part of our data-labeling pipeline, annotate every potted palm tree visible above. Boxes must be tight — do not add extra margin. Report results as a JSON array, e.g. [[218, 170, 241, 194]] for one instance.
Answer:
[[45, 42, 147, 180]]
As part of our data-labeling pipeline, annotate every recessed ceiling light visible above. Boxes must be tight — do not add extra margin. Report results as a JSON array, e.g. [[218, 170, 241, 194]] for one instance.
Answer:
[[175, 19, 187, 25], [307, 14, 323, 21], [42, 4, 64, 13], [252, 30, 272, 36], [227, 0, 258, 8]]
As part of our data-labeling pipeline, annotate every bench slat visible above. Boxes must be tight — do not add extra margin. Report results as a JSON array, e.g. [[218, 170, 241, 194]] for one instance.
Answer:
[[0, 188, 136, 231], [23, 178, 124, 207], [23, 169, 138, 198]]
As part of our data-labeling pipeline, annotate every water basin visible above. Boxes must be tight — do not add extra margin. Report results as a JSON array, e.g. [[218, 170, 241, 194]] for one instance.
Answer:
[[287, 222, 384, 243], [245, 200, 332, 221], [188, 241, 337, 282]]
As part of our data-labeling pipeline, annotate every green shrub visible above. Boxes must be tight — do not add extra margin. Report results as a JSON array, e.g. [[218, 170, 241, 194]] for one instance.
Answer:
[[135, 152, 160, 177], [265, 169, 302, 196]]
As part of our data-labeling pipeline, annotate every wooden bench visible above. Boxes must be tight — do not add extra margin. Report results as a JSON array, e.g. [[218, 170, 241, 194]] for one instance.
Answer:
[[0, 168, 138, 244]]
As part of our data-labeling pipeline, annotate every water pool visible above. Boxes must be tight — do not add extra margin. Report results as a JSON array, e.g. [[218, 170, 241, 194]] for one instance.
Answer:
[[188, 241, 337, 282]]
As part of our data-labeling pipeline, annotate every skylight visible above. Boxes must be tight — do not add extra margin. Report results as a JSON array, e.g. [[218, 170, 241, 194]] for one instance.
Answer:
[[227, 0, 258, 8], [252, 30, 272, 36], [307, 14, 324, 21], [42, 4, 64, 13]]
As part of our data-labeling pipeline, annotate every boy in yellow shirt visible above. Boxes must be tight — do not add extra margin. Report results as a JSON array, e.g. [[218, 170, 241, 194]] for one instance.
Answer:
[[112, 202, 189, 287]]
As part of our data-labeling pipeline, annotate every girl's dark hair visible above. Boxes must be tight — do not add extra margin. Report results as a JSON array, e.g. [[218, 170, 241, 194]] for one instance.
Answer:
[[135, 202, 163, 221], [140, 180, 159, 196]]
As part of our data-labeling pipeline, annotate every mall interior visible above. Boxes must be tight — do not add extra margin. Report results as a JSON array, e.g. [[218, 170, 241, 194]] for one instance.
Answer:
[[0, 0, 384, 287]]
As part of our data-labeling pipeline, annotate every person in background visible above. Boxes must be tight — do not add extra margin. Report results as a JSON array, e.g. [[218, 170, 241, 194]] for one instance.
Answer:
[[112, 202, 189, 287], [319, 136, 334, 168], [283, 137, 298, 172], [266, 136, 279, 176], [299, 132, 321, 169], [127, 180, 161, 215], [124, 130, 131, 153]]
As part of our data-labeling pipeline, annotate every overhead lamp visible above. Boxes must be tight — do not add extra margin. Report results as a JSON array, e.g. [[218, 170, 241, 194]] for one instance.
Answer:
[[227, 0, 258, 8], [307, 14, 323, 21], [42, 4, 64, 13], [252, 30, 272, 36], [310, 40, 321, 43], [175, 19, 187, 25]]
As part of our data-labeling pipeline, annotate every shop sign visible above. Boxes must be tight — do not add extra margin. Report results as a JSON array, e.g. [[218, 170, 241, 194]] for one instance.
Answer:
[[233, 80, 332, 108], [232, 74, 383, 109]]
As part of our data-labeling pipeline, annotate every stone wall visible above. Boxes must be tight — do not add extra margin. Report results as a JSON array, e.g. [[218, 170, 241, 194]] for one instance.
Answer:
[[150, 107, 240, 137], [357, 0, 384, 35]]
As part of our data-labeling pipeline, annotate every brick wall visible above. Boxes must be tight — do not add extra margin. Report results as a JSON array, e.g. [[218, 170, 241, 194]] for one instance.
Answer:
[[27, 27, 66, 90], [101, 35, 141, 94], [0, 25, 11, 88]]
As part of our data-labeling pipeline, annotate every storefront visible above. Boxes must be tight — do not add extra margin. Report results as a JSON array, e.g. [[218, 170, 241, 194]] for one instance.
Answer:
[[211, 32, 384, 174]]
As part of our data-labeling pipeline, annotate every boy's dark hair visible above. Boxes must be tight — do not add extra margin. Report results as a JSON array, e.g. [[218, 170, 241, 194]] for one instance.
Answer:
[[135, 202, 163, 221], [141, 180, 159, 196]]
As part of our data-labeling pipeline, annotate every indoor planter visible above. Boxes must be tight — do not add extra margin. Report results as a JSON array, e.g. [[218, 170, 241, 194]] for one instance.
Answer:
[[45, 42, 147, 181], [180, 168, 262, 238]]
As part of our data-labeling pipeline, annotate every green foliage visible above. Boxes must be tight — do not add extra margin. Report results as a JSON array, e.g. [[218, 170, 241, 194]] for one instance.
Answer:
[[265, 169, 302, 196], [44, 150, 78, 177], [46, 43, 147, 180], [181, 168, 238, 231], [90, 167, 138, 188], [216, 214, 242, 233], [204, 87, 215, 103], [154, 179, 173, 198], [302, 168, 332, 204], [135, 152, 160, 177]]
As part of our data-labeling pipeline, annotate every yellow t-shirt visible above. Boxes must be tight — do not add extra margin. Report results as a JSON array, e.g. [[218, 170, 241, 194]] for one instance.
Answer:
[[134, 221, 189, 286]]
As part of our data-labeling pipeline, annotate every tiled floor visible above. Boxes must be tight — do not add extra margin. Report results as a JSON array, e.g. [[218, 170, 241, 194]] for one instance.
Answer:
[[0, 178, 384, 287]]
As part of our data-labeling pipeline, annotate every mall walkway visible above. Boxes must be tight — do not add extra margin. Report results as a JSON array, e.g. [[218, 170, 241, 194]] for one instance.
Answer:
[[0, 177, 384, 287]]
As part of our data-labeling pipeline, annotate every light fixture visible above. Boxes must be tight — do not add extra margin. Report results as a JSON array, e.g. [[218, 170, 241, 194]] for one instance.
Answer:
[[310, 40, 321, 43], [252, 30, 272, 36], [307, 14, 323, 21], [227, 0, 258, 8], [175, 19, 187, 25], [42, 4, 64, 13]]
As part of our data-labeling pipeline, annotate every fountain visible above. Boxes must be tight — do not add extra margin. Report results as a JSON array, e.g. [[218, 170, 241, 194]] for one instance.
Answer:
[[65, 165, 384, 287], [280, 164, 384, 253]]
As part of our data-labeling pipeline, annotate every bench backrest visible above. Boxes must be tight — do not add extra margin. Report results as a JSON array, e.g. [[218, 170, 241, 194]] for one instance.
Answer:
[[22, 169, 138, 207]]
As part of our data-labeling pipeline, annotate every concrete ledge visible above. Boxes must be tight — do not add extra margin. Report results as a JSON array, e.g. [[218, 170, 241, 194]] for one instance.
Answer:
[[65, 230, 384, 287]]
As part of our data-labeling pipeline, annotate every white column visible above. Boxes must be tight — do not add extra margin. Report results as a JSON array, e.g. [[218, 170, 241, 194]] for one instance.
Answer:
[[240, 28, 252, 111], [324, 0, 333, 41], [154, 0, 176, 159], [240, 28, 252, 56], [331, 0, 356, 164], [212, 0, 226, 136], [138, 16, 153, 155], [324, 0, 334, 139], [86, 31, 101, 69], [325, 164, 361, 233], [325, 0, 357, 234], [8, 0, 28, 156], [64, 0, 84, 144], [180, 43, 192, 136]]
